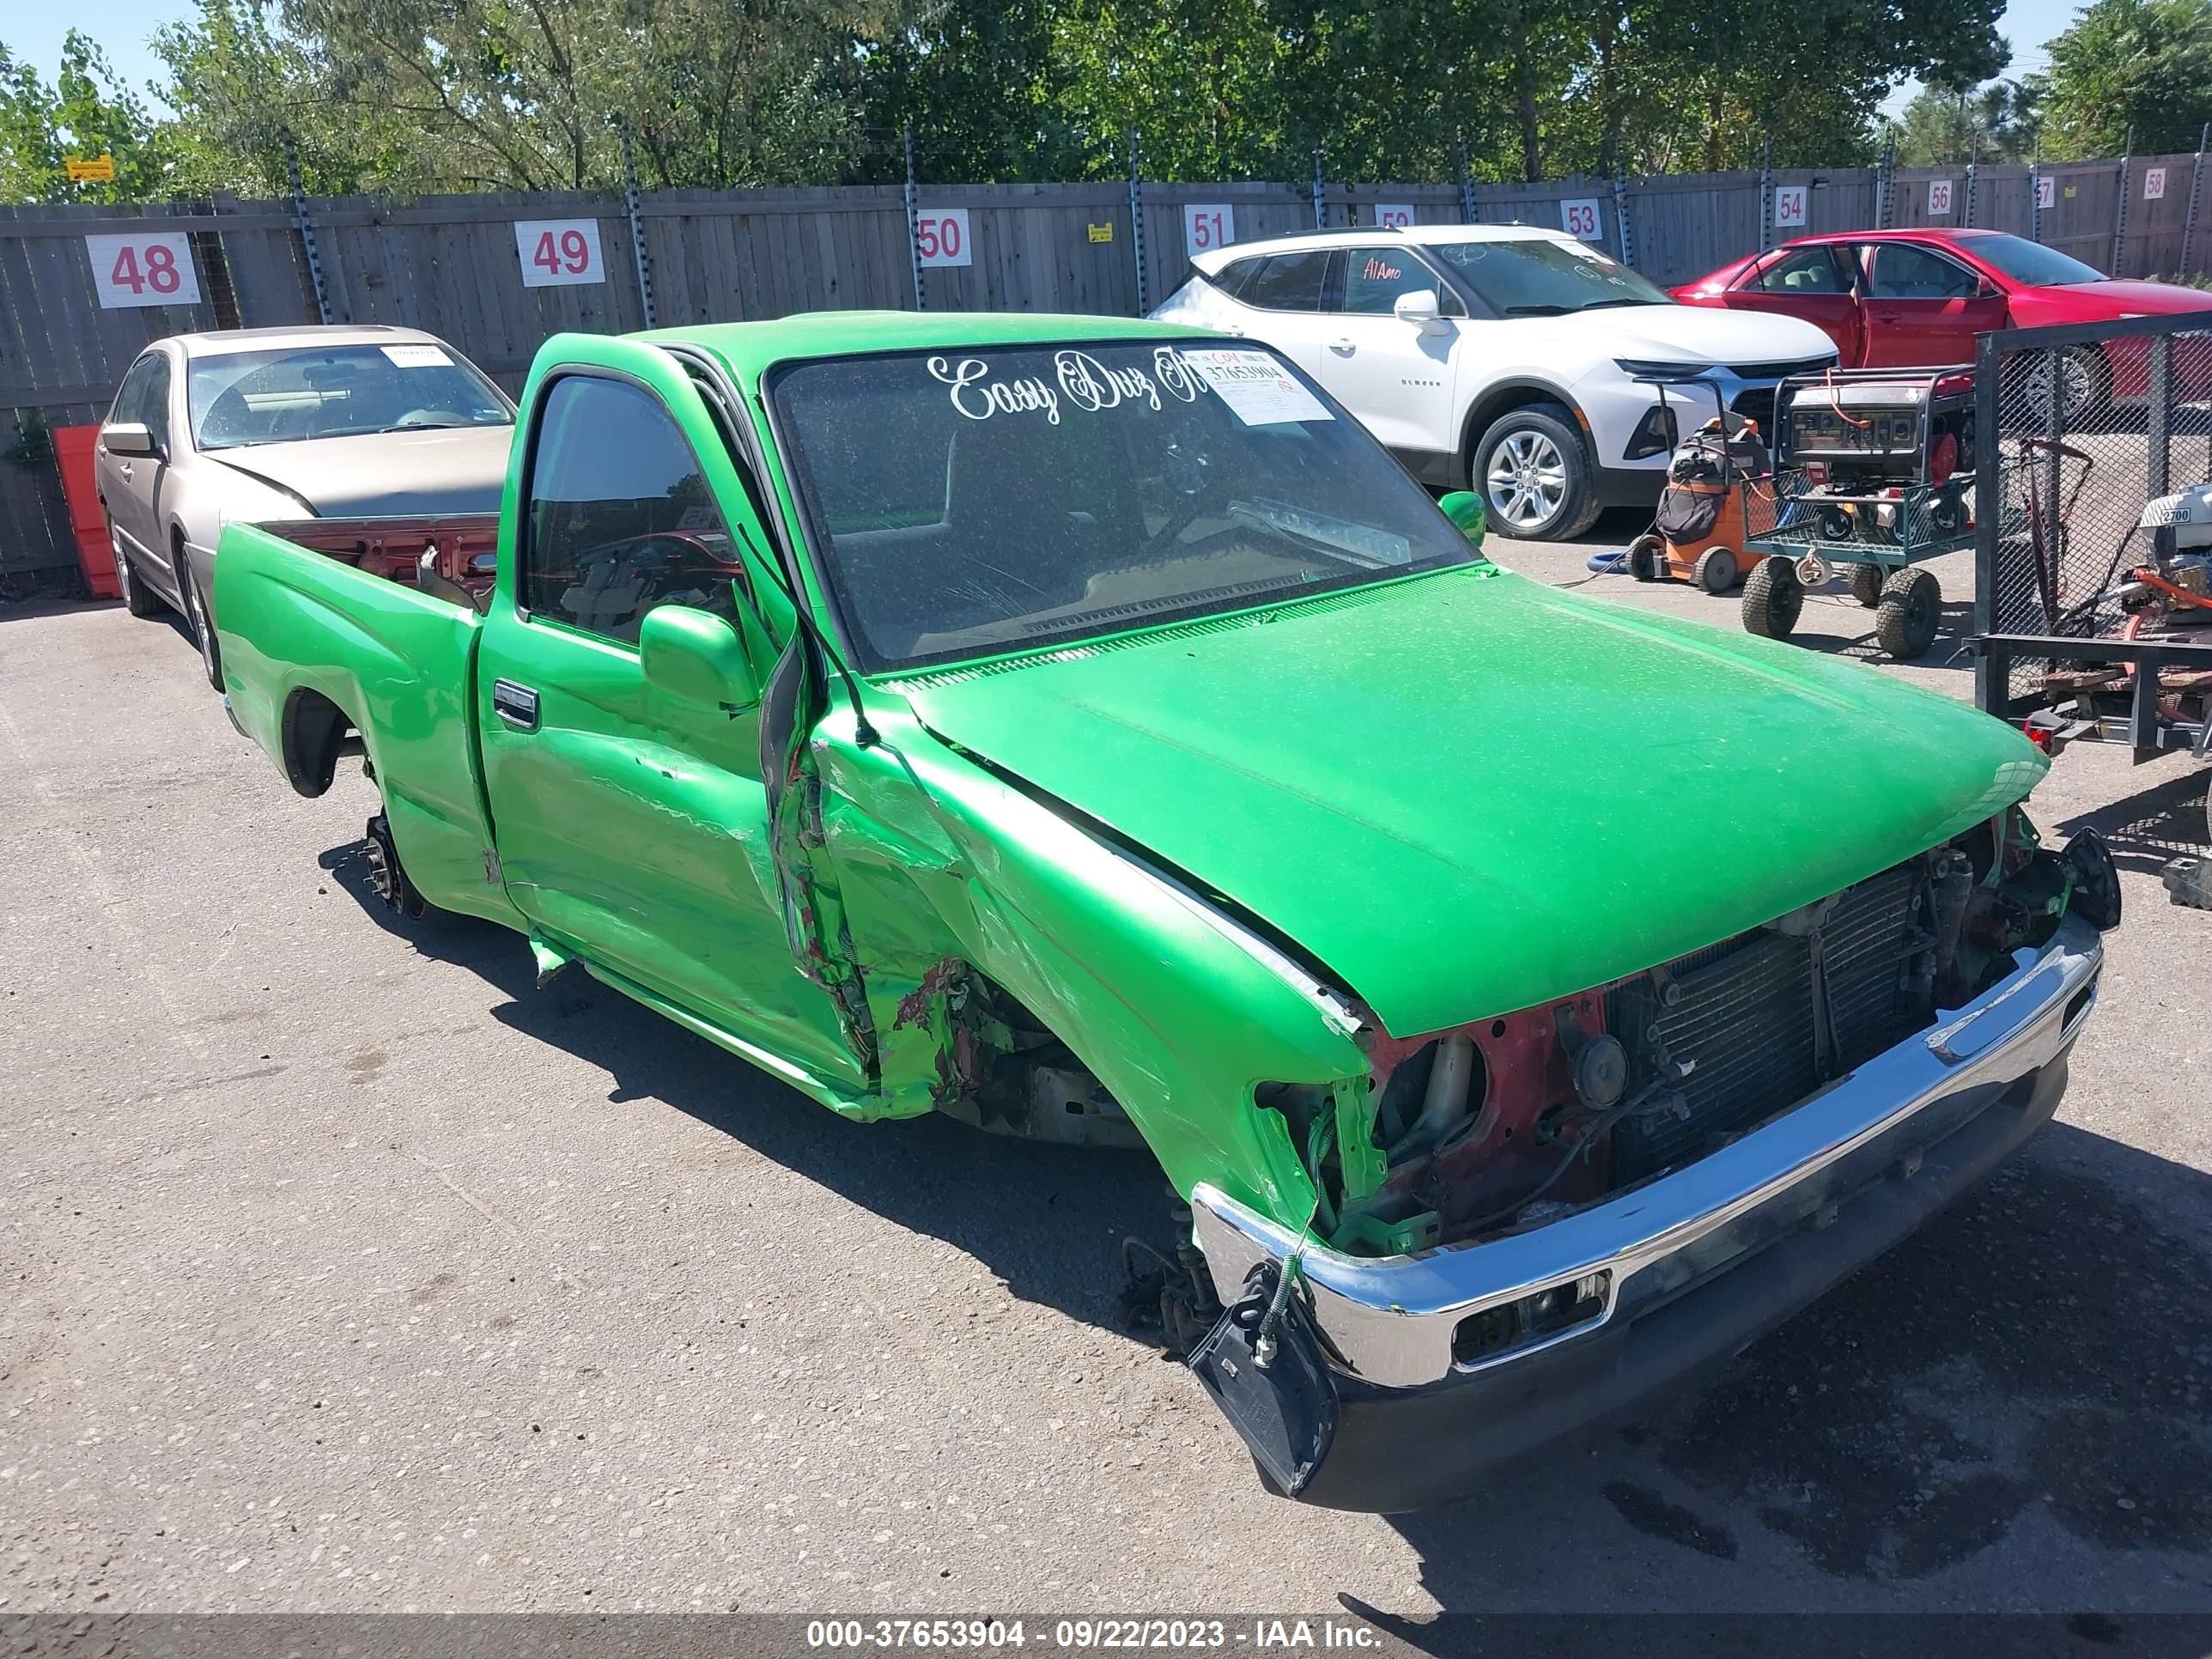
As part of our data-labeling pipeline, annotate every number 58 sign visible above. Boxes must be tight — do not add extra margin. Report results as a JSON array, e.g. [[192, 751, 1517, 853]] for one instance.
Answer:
[[86, 232, 202, 309], [514, 219, 605, 287]]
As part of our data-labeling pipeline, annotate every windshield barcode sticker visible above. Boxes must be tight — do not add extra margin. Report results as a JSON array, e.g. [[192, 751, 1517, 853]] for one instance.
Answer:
[[382, 343, 452, 368], [1182, 349, 1332, 426]]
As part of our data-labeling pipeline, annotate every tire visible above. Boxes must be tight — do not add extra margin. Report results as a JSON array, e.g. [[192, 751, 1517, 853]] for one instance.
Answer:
[[1627, 533, 1664, 582], [1692, 545, 1740, 594], [1474, 404, 1602, 541], [111, 522, 163, 617], [1741, 554, 1802, 641], [174, 538, 224, 692], [1849, 562, 1885, 608], [2009, 345, 2110, 431], [1818, 507, 1856, 543], [1876, 566, 1942, 659]]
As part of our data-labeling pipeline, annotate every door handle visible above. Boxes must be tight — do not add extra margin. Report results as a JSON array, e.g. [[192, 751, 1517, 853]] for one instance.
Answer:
[[1329, 338, 1357, 355], [118, 462, 133, 482], [492, 679, 540, 730]]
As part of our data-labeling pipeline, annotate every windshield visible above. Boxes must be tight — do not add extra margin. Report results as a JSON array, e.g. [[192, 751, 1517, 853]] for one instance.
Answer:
[[769, 342, 1484, 673], [186, 342, 513, 451], [1428, 236, 1674, 313], [1965, 234, 2106, 286]]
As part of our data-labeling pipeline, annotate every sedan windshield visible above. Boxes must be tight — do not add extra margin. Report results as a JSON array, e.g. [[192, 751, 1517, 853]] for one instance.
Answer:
[[186, 343, 513, 451], [1965, 234, 2107, 287], [1427, 237, 1674, 314], [770, 342, 1483, 672]]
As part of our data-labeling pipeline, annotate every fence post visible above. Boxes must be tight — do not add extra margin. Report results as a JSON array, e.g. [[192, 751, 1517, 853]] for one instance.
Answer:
[[1758, 137, 1772, 252], [282, 129, 332, 325], [1456, 136, 1476, 223], [902, 124, 925, 313], [1964, 161, 1977, 227], [1312, 149, 1326, 229], [617, 117, 656, 329], [2185, 124, 2209, 277], [1128, 126, 1147, 316], [1876, 138, 1894, 229], [1612, 165, 1636, 268], [2030, 159, 2044, 243], [1972, 328, 2000, 715], [2112, 125, 2132, 276]]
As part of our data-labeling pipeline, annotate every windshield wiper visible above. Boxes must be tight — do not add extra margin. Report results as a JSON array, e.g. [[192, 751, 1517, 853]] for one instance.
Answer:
[[1577, 298, 1659, 310], [1502, 303, 1574, 316], [379, 421, 465, 433]]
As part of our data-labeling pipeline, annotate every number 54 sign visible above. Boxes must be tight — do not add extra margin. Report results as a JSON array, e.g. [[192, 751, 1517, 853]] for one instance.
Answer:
[[85, 232, 202, 309], [514, 219, 605, 287]]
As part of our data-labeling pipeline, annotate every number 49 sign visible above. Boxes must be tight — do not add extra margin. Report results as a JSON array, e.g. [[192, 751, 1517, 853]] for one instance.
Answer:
[[514, 219, 605, 288], [86, 233, 202, 309]]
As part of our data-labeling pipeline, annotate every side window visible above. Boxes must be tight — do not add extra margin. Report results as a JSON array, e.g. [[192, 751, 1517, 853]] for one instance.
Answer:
[[1863, 244, 1978, 301], [108, 355, 157, 428], [1753, 247, 1847, 295], [1241, 252, 1329, 311], [1213, 258, 1263, 300], [141, 356, 173, 453], [1332, 245, 1431, 314], [521, 375, 745, 645]]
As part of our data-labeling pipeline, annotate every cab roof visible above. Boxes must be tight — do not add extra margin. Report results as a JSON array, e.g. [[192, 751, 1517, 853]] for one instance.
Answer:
[[639, 310, 1213, 390]]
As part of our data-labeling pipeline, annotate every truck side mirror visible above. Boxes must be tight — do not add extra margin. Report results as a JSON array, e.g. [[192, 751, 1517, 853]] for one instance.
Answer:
[[1437, 489, 1487, 549], [640, 605, 759, 714]]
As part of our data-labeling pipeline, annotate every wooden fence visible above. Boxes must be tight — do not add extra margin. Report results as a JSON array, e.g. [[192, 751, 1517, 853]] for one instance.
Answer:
[[6, 150, 2209, 581]]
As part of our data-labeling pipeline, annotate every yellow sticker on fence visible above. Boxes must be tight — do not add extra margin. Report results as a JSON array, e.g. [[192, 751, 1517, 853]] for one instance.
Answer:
[[1087, 222, 1114, 244], [65, 155, 116, 183]]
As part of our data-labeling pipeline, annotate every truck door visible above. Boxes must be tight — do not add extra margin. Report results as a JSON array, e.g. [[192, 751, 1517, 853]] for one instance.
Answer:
[[475, 350, 868, 1096], [1729, 246, 1864, 366]]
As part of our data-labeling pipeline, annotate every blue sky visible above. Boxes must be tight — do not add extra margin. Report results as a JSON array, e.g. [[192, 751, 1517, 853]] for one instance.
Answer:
[[12, 0, 2084, 122]]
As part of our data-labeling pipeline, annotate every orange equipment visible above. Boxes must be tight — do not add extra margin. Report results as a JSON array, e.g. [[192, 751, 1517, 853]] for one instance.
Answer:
[[1627, 412, 1780, 595]]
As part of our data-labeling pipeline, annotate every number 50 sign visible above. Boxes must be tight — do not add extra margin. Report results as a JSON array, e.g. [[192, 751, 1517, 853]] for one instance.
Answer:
[[86, 232, 202, 309], [514, 219, 605, 287]]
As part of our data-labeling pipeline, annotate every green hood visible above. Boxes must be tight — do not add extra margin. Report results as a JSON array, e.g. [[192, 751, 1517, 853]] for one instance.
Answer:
[[893, 567, 2045, 1038]]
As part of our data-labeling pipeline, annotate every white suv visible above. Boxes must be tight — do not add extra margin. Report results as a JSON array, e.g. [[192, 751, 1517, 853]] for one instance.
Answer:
[[1152, 225, 1837, 539]]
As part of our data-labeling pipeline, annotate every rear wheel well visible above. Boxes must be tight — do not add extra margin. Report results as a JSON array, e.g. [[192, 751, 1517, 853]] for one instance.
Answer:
[[280, 688, 354, 799], [1461, 384, 1588, 472]]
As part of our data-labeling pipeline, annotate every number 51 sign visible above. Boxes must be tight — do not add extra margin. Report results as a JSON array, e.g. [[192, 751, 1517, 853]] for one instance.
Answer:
[[85, 232, 202, 309], [514, 219, 605, 287]]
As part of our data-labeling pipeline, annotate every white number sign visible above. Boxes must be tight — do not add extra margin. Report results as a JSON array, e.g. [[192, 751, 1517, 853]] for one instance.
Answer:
[[1560, 198, 1603, 241], [85, 232, 201, 309], [1773, 185, 1808, 229], [915, 208, 972, 268], [1183, 204, 1235, 256], [1374, 204, 1415, 229], [2037, 175, 2057, 210], [1927, 179, 1954, 216], [514, 219, 605, 287], [2146, 167, 2169, 202]]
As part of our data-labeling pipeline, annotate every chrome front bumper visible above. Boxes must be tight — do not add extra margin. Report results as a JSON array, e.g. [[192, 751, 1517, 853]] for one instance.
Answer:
[[1192, 913, 2105, 1392]]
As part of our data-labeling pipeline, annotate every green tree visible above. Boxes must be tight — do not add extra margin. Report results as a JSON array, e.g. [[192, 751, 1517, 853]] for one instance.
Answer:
[[2036, 0, 2212, 157], [0, 33, 171, 203], [153, 0, 373, 196], [1888, 78, 2042, 165]]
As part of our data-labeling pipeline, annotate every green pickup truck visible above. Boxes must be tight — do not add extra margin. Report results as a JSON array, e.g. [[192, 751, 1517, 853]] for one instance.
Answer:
[[216, 312, 2115, 1511]]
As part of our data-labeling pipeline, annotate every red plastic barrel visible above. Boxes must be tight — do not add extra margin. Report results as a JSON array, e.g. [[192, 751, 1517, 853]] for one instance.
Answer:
[[51, 424, 119, 599]]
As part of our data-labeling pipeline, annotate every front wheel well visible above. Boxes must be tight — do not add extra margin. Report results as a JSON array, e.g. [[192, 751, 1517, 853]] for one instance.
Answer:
[[1460, 383, 1589, 472], [279, 687, 355, 799]]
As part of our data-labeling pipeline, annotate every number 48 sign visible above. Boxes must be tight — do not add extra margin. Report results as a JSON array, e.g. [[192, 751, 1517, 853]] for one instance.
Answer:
[[514, 219, 605, 287], [86, 233, 202, 309]]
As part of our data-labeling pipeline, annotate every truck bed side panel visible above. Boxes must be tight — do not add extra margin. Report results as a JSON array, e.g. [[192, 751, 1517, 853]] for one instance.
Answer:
[[215, 522, 522, 929]]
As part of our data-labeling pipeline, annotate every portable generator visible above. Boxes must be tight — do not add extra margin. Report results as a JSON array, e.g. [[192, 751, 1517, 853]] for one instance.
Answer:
[[1777, 367, 1977, 540]]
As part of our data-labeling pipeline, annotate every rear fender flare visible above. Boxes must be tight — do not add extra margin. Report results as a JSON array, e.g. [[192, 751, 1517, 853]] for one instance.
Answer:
[[280, 685, 356, 799]]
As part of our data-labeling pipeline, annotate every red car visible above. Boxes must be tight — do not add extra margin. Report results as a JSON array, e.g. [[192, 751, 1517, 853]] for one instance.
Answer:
[[1674, 229, 2212, 395]]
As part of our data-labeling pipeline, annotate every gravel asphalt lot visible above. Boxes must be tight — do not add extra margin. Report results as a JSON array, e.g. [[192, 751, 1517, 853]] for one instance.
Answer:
[[4, 516, 2211, 1622]]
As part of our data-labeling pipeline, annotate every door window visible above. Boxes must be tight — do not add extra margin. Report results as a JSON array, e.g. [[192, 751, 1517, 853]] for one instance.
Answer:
[[1861, 244, 1979, 300], [140, 356, 173, 454], [109, 355, 158, 428], [1332, 246, 1432, 313], [521, 375, 747, 644], [1751, 247, 1850, 295], [1239, 252, 1330, 311]]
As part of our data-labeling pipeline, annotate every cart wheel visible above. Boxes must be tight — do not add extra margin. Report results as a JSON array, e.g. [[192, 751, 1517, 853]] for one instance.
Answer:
[[1849, 562, 1885, 608], [1693, 545, 1740, 594], [1929, 495, 1966, 536], [1742, 554, 1803, 641], [1628, 534, 1664, 583], [1818, 507, 1855, 541], [1876, 566, 1942, 659]]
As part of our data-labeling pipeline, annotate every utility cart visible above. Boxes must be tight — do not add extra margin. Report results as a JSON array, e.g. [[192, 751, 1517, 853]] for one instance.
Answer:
[[1741, 367, 1978, 659]]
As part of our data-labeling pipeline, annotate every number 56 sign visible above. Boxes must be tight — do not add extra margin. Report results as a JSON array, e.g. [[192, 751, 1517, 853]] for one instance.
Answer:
[[514, 219, 606, 287], [85, 232, 203, 309]]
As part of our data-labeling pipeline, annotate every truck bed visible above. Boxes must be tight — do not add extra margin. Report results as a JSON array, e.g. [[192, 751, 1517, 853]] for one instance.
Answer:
[[252, 514, 501, 599]]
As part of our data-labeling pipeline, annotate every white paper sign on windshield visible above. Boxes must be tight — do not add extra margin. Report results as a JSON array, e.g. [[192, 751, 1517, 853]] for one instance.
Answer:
[[1182, 349, 1333, 425], [381, 343, 452, 368]]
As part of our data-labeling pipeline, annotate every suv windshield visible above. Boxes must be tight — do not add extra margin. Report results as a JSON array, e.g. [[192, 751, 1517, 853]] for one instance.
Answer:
[[1965, 233, 2106, 286], [770, 341, 1483, 672], [187, 343, 513, 451], [1428, 237, 1674, 314]]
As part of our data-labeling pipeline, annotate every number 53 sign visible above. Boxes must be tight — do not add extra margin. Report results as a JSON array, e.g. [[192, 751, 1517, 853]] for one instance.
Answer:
[[514, 219, 605, 287]]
